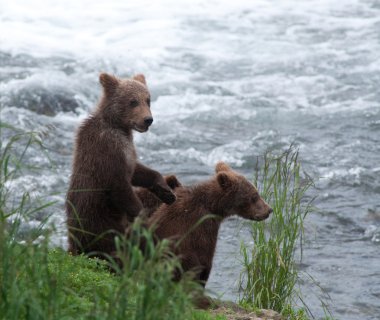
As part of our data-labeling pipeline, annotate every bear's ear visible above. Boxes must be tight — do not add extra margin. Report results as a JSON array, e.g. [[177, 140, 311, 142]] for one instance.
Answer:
[[215, 162, 231, 173], [132, 74, 147, 85], [99, 73, 119, 95], [217, 172, 233, 190]]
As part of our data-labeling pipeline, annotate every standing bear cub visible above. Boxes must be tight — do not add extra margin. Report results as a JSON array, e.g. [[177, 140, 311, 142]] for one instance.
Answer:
[[66, 73, 176, 256], [148, 162, 272, 288]]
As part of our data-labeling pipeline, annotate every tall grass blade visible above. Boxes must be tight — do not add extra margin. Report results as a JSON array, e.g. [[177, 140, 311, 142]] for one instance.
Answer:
[[239, 147, 314, 315]]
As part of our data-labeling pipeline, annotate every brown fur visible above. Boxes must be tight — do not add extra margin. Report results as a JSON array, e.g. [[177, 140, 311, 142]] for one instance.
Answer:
[[148, 162, 272, 287], [134, 175, 182, 219], [66, 73, 176, 256]]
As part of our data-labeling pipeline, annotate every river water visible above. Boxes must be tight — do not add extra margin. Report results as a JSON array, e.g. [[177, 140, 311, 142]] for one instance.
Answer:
[[1, 0, 379, 319]]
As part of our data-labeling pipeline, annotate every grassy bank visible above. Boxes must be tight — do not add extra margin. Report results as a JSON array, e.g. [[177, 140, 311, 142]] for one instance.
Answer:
[[1, 240, 286, 320], [1, 241, 224, 320]]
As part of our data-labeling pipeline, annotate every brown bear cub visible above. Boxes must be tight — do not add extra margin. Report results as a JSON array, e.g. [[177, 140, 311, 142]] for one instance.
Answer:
[[148, 162, 272, 288], [66, 73, 176, 256]]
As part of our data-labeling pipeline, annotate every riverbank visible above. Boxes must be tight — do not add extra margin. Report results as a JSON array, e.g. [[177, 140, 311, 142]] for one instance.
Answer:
[[0, 243, 287, 320], [50, 249, 285, 320]]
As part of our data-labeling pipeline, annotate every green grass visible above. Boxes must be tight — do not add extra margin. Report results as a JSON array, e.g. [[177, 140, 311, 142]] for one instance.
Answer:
[[1, 242, 226, 320], [238, 148, 314, 316]]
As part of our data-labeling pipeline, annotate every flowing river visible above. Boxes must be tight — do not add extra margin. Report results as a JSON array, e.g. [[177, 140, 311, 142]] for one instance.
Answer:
[[1, 0, 379, 318]]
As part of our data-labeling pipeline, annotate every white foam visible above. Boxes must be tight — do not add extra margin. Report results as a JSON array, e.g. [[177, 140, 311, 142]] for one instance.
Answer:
[[2, 0, 379, 117], [320, 166, 365, 183], [364, 225, 380, 243]]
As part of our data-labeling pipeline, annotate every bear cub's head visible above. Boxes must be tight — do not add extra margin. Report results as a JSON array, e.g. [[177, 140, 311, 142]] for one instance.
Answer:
[[215, 162, 272, 221], [99, 73, 153, 133]]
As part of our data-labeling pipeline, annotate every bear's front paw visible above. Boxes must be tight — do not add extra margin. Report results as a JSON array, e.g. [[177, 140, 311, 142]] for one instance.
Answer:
[[150, 183, 176, 205]]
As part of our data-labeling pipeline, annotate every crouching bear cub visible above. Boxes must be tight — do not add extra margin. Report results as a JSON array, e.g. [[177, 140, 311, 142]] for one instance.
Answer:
[[66, 73, 176, 256], [148, 162, 272, 290]]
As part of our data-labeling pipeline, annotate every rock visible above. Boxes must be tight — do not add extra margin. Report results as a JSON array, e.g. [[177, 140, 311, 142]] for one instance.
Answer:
[[8, 87, 81, 116], [209, 300, 283, 320]]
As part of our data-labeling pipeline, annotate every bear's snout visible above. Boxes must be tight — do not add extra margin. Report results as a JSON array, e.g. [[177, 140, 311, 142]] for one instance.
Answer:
[[249, 200, 273, 221], [144, 116, 153, 127], [261, 207, 273, 220], [259, 205, 273, 220]]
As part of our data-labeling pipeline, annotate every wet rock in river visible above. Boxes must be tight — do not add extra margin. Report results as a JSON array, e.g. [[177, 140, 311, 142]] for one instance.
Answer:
[[7, 86, 81, 116]]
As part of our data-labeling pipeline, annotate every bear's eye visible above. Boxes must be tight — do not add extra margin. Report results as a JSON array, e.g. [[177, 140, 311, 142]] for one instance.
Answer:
[[130, 99, 139, 108], [251, 194, 259, 203], [147, 98, 151, 107], [238, 201, 250, 209]]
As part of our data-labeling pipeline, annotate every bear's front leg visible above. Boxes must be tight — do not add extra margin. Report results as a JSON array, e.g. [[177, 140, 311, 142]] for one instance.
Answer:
[[132, 162, 176, 204], [110, 183, 143, 222]]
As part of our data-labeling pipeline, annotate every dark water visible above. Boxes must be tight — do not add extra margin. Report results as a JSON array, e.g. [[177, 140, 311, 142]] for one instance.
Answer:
[[1, 0, 379, 318]]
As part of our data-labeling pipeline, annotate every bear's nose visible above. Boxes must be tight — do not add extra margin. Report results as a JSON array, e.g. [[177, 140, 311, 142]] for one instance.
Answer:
[[144, 117, 153, 126], [268, 207, 273, 214]]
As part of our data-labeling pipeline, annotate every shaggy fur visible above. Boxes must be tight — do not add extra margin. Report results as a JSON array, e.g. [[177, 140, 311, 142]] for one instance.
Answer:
[[148, 162, 272, 286]]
